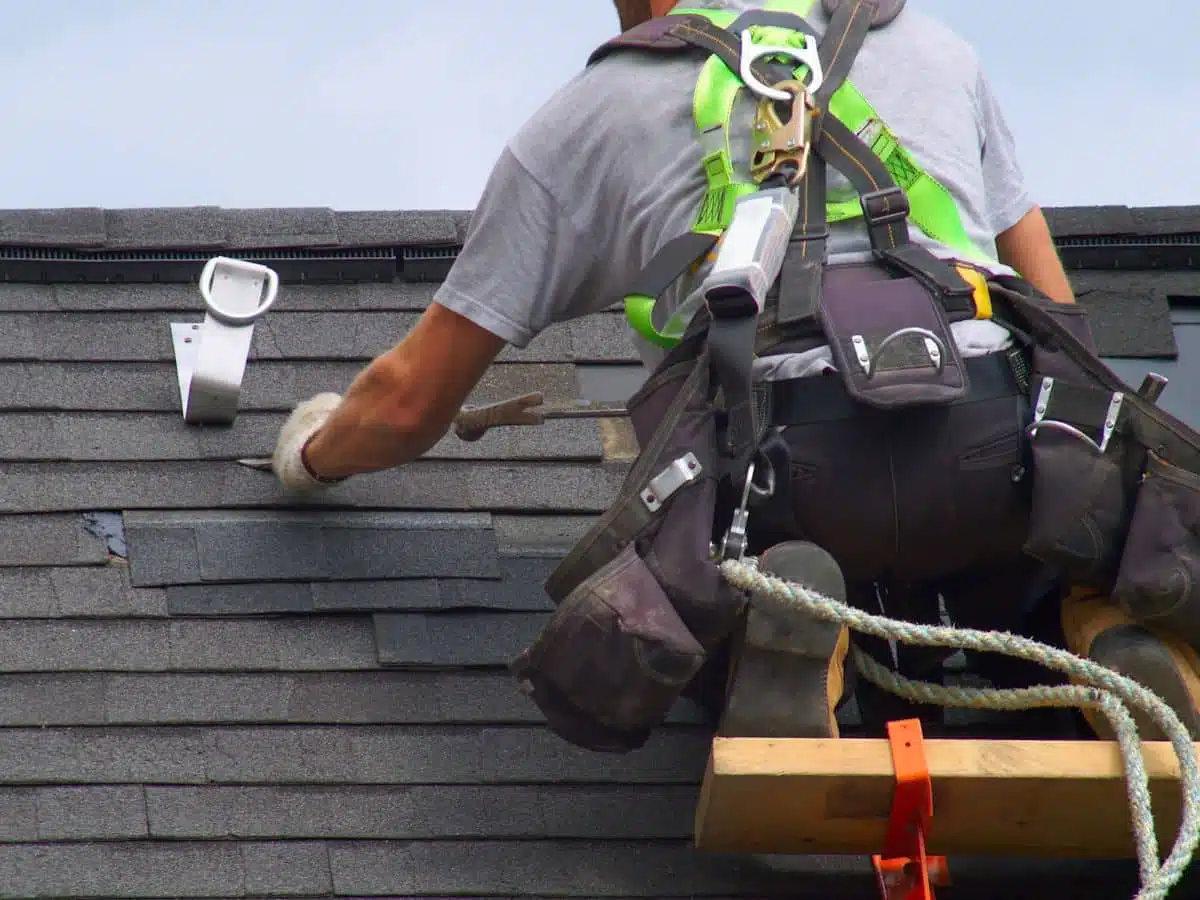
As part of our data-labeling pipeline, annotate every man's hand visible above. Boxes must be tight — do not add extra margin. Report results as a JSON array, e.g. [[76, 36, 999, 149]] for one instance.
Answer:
[[271, 392, 346, 492]]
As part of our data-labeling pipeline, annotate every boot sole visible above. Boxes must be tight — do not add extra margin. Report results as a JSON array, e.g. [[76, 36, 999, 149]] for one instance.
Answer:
[[719, 541, 850, 739], [1087, 624, 1200, 741]]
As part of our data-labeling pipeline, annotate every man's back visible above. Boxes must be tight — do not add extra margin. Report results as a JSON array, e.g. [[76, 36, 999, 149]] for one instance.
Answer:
[[434, 0, 1032, 366]]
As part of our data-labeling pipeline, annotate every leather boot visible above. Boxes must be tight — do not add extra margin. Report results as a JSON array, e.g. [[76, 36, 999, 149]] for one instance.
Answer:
[[1061, 587, 1200, 741], [718, 540, 851, 738]]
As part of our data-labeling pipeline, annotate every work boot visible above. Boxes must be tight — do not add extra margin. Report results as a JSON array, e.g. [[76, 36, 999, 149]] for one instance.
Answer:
[[1061, 587, 1200, 741], [719, 540, 851, 739]]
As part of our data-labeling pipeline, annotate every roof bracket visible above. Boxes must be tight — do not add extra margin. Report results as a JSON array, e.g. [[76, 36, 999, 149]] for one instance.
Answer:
[[170, 256, 279, 425], [872, 718, 950, 900]]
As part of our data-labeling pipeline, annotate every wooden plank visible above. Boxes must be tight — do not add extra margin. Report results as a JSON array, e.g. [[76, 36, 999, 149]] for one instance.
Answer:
[[695, 736, 1199, 859]]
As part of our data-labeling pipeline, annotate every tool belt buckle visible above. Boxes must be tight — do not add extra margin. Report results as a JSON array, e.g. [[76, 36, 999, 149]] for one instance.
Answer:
[[751, 79, 816, 186]]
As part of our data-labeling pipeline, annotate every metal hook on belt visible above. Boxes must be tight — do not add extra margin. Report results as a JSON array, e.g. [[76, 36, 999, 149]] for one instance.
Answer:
[[720, 457, 775, 562]]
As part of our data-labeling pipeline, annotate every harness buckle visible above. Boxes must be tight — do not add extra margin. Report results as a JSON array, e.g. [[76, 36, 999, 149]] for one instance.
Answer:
[[861, 186, 911, 226], [751, 80, 816, 186]]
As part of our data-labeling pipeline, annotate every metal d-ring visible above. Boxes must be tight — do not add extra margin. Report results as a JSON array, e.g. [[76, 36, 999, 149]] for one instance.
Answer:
[[739, 28, 824, 101], [861, 327, 948, 380]]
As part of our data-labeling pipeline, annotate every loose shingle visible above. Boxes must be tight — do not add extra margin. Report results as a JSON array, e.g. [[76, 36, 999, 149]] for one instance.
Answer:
[[1045, 205, 1137, 237], [0, 727, 208, 783], [374, 611, 546, 667], [0, 460, 626, 514], [1071, 270, 1200, 298], [125, 510, 497, 586], [493, 515, 598, 557], [145, 784, 693, 839]]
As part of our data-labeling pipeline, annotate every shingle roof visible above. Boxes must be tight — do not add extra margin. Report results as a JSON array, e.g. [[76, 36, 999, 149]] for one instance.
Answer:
[[0, 204, 1196, 899]]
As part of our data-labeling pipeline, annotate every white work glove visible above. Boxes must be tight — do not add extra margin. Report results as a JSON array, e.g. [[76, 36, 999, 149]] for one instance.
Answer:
[[271, 392, 346, 492]]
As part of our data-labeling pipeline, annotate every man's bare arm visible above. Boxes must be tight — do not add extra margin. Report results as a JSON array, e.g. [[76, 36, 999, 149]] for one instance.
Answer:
[[301, 302, 506, 479], [994, 204, 1075, 303]]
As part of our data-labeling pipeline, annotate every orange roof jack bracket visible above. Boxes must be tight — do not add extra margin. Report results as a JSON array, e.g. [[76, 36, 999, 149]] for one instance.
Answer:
[[872, 718, 951, 900]]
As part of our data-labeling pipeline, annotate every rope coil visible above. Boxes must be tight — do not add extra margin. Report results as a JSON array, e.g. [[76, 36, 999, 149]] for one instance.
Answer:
[[719, 557, 1200, 900]]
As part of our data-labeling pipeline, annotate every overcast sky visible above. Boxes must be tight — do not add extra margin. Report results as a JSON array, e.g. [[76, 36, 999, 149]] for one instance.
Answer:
[[0, 0, 1194, 212]]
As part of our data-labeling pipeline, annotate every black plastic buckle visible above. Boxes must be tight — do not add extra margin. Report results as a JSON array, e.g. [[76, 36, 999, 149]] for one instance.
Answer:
[[861, 186, 910, 226]]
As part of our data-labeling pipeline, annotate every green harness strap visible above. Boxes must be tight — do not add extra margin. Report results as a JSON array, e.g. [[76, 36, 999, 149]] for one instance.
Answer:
[[623, 0, 992, 349]]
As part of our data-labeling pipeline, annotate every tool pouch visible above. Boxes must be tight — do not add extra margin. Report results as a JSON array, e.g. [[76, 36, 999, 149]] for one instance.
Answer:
[[818, 269, 969, 409], [510, 345, 746, 752], [1112, 451, 1200, 649], [1000, 287, 1142, 588]]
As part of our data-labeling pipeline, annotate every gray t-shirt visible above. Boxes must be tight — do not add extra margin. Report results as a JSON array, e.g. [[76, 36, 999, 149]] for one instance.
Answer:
[[433, 0, 1034, 370]]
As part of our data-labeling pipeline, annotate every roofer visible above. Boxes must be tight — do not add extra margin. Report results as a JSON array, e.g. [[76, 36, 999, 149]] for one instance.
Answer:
[[269, 0, 1200, 751]]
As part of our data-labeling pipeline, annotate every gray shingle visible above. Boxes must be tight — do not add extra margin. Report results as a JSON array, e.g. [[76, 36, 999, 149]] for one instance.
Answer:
[[0, 460, 626, 514], [202, 725, 710, 785], [0, 674, 107, 725], [1072, 270, 1200, 298], [97, 672, 708, 727], [336, 209, 460, 245], [125, 510, 497, 586], [2, 412, 601, 462], [165, 617, 378, 671], [0, 311, 637, 364], [36, 786, 148, 840], [325, 839, 832, 896], [222, 207, 339, 249], [0, 207, 106, 247], [1129, 206, 1200, 235], [1077, 290, 1177, 357], [373, 612, 546, 667], [103, 207, 227, 250], [165, 572, 556, 617], [0, 566, 167, 617], [146, 784, 693, 839], [240, 841, 333, 896], [0, 359, 581, 413], [0, 789, 38, 841], [1045, 205, 1137, 237], [0, 727, 209, 783], [493, 514, 597, 556], [0, 841, 249, 897], [0, 515, 111, 566], [0, 620, 170, 672]]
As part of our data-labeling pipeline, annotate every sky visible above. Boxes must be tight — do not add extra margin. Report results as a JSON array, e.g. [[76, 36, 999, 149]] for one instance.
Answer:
[[0, 0, 1194, 212]]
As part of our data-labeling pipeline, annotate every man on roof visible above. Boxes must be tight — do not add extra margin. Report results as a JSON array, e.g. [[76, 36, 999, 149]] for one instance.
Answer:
[[268, 0, 1200, 749]]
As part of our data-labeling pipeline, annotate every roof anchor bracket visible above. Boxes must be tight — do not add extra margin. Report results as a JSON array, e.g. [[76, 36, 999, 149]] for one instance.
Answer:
[[170, 256, 279, 425]]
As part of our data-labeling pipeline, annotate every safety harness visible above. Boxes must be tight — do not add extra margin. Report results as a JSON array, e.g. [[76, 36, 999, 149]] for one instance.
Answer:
[[509, 0, 1200, 755]]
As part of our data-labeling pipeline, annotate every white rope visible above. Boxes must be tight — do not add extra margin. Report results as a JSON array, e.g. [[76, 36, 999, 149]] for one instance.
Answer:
[[719, 557, 1200, 900]]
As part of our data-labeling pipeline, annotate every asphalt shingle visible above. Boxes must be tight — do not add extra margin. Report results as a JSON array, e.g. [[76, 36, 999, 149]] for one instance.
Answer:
[[0, 460, 628, 513], [373, 611, 547, 667], [124, 510, 499, 586]]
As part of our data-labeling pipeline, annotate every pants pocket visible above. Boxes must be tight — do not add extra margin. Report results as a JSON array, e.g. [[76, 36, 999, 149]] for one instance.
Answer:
[[510, 542, 707, 753], [1113, 452, 1200, 648]]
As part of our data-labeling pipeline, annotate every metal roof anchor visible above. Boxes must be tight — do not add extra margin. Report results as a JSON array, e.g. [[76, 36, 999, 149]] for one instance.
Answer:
[[170, 256, 279, 425]]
